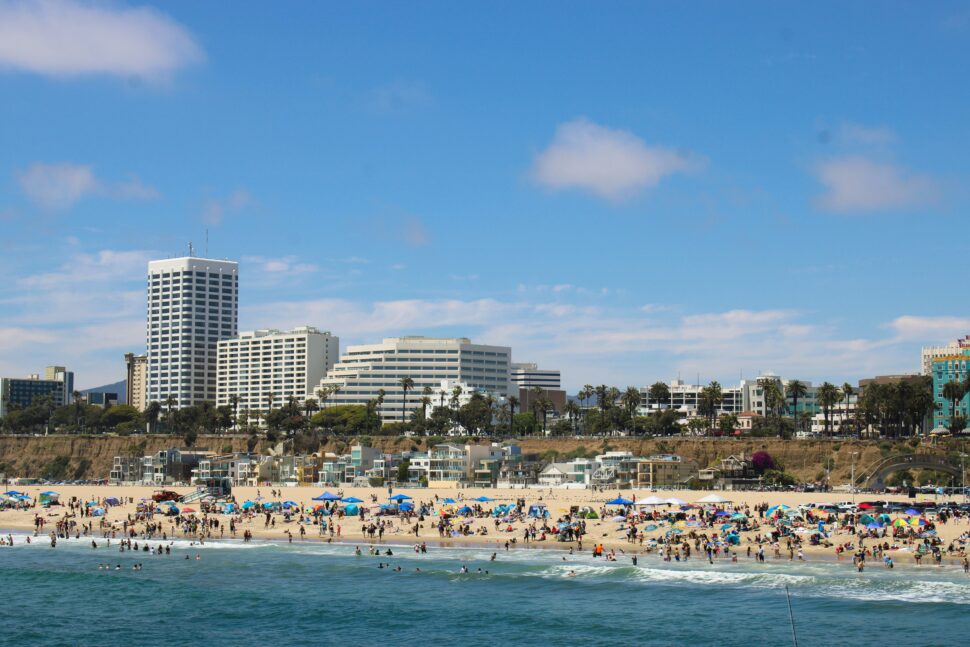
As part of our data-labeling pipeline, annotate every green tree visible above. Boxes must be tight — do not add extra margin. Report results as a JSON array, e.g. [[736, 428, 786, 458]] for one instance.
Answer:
[[399, 377, 415, 424], [841, 382, 855, 435], [786, 380, 808, 432], [816, 382, 841, 437], [622, 386, 642, 434], [647, 381, 671, 413]]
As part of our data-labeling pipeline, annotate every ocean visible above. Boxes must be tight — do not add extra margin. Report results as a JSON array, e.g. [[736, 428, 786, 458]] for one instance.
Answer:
[[1, 533, 967, 647]]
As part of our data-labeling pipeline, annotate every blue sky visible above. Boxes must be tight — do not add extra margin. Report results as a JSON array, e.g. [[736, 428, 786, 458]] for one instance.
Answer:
[[1, 0, 969, 390]]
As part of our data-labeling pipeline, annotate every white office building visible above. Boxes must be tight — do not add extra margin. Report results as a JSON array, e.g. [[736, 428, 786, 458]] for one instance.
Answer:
[[318, 336, 512, 423], [640, 378, 744, 415], [146, 256, 239, 407], [216, 326, 338, 413], [921, 336, 970, 376], [510, 362, 561, 390]]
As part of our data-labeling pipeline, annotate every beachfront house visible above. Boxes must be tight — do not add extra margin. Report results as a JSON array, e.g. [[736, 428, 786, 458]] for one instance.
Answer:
[[109, 456, 144, 484], [633, 454, 696, 488], [428, 443, 503, 485]]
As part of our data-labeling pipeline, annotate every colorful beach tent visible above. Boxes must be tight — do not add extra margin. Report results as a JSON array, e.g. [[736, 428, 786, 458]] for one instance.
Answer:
[[697, 494, 731, 504]]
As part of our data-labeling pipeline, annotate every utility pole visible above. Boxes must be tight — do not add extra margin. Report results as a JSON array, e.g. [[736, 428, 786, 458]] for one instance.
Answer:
[[850, 451, 858, 504]]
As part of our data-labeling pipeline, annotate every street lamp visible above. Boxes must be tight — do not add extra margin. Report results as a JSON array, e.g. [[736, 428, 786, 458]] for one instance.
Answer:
[[850, 451, 858, 504]]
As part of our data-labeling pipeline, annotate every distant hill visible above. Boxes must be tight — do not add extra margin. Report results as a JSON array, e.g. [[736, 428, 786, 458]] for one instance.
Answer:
[[80, 380, 127, 405]]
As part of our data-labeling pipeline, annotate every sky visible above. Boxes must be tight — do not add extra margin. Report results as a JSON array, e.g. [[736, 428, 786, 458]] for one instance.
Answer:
[[1, 0, 969, 391]]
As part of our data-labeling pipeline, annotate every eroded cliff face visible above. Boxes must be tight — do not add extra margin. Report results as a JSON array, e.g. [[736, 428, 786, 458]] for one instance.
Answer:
[[0, 434, 887, 483]]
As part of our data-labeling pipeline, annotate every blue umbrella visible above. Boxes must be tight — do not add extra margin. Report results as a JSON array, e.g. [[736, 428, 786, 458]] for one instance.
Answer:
[[904, 508, 919, 515], [714, 510, 730, 517], [3, 490, 23, 496], [241, 501, 255, 509], [282, 501, 298, 508], [606, 497, 634, 506], [473, 496, 494, 502], [342, 497, 363, 503], [442, 498, 456, 504], [457, 505, 474, 514], [313, 492, 342, 501], [866, 522, 883, 529], [389, 494, 412, 501]]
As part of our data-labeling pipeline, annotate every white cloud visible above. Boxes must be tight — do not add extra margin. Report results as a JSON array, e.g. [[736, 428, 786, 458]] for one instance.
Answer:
[[242, 255, 317, 276], [246, 294, 951, 389], [885, 315, 970, 342], [0, 0, 203, 81], [814, 156, 939, 213], [531, 118, 703, 201], [16, 162, 160, 209], [203, 189, 252, 225]]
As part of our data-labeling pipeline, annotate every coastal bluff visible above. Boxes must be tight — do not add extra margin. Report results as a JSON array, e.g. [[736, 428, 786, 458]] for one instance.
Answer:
[[0, 434, 949, 483]]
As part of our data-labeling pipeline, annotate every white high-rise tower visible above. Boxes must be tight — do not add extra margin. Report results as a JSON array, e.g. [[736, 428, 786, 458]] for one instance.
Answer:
[[146, 256, 239, 408]]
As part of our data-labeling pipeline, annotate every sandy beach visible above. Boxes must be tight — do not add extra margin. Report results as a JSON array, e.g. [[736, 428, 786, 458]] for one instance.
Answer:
[[4, 484, 969, 570]]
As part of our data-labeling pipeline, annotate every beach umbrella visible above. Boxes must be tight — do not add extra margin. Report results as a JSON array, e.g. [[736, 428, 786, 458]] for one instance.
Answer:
[[665, 497, 687, 506], [342, 497, 363, 503], [766, 504, 791, 517], [610, 515, 627, 523], [720, 523, 734, 530], [181, 507, 196, 513], [105, 497, 120, 505], [904, 508, 919, 516], [638, 496, 666, 506], [714, 510, 730, 517], [730, 513, 747, 521], [457, 505, 474, 514], [473, 496, 494, 502], [389, 494, 412, 501], [877, 514, 891, 523], [282, 501, 298, 508], [859, 514, 876, 525], [645, 524, 658, 531], [910, 518, 927, 527], [241, 501, 255, 510], [605, 497, 634, 506], [313, 492, 342, 502], [40, 490, 59, 496], [866, 522, 882, 529], [400, 502, 414, 511], [667, 528, 684, 535], [891, 518, 909, 528], [442, 498, 456, 504], [3, 490, 23, 496]]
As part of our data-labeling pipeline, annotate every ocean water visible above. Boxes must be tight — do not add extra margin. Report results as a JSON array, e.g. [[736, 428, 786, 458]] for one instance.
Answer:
[[1, 532, 967, 647]]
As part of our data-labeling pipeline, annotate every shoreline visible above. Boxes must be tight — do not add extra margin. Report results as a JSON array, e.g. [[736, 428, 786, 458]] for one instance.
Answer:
[[5, 525, 969, 574]]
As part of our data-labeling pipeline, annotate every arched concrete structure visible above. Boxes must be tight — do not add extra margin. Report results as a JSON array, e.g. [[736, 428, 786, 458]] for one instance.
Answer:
[[860, 454, 962, 490]]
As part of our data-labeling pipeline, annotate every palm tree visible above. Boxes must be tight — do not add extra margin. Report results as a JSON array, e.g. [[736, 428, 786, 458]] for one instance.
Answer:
[[144, 401, 161, 434], [421, 386, 432, 418], [647, 381, 671, 414], [841, 383, 854, 435], [164, 396, 177, 432], [264, 392, 276, 430], [564, 400, 581, 435], [816, 382, 841, 437], [537, 397, 552, 436], [399, 377, 415, 424], [508, 395, 519, 435], [622, 386, 642, 434], [317, 386, 330, 411], [786, 380, 807, 432], [226, 394, 239, 431], [701, 381, 723, 431], [304, 398, 318, 428]]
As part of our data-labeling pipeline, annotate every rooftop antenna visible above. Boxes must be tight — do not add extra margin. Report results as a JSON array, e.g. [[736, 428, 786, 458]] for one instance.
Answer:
[[205, 228, 209, 258], [188, 241, 194, 257]]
